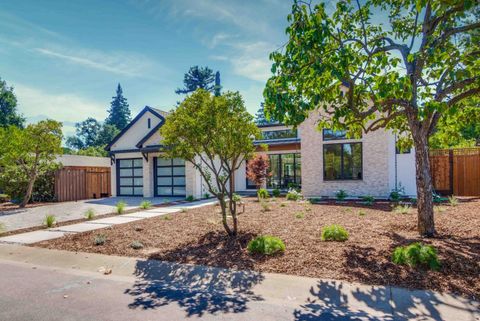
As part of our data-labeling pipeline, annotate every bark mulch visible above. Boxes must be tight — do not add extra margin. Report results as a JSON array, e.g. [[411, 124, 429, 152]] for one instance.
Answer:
[[33, 197, 480, 300]]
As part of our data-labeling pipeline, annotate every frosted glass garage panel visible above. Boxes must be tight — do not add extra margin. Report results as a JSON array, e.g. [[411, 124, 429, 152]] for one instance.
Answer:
[[173, 167, 185, 175], [173, 187, 186, 195], [157, 167, 172, 176], [157, 187, 172, 195]]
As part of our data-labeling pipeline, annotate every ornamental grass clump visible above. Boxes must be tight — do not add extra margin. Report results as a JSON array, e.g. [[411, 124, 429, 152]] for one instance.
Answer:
[[116, 201, 127, 214], [321, 224, 349, 242], [94, 234, 107, 246], [286, 188, 302, 201], [84, 208, 95, 220], [140, 200, 152, 209], [335, 190, 348, 201], [260, 199, 271, 212], [257, 188, 269, 199], [392, 242, 440, 270], [130, 240, 144, 250], [247, 235, 285, 255], [44, 214, 56, 228], [448, 195, 459, 207]]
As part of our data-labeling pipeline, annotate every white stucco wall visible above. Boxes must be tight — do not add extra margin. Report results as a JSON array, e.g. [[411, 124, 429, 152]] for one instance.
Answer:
[[110, 110, 162, 150]]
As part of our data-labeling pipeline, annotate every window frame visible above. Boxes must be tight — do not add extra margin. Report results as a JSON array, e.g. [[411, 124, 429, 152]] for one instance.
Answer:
[[154, 157, 186, 197], [323, 142, 363, 181]]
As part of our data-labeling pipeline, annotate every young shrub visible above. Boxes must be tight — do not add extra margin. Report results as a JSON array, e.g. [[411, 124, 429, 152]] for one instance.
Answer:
[[394, 204, 411, 214], [361, 195, 374, 206], [295, 212, 304, 219], [392, 243, 440, 270], [203, 193, 210, 199], [140, 200, 152, 209], [232, 193, 242, 202], [335, 190, 348, 201], [44, 214, 56, 228], [130, 240, 144, 250], [358, 210, 366, 216], [116, 201, 127, 214], [448, 195, 459, 207], [272, 189, 281, 197], [185, 195, 195, 202], [84, 208, 95, 220], [247, 235, 285, 255], [94, 234, 107, 246], [389, 189, 402, 202], [257, 188, 269, 199], [344, 207, 352, 213], [321, 224, 349, 242], [260, 199, 271, 212], [286, 188, 302, 201]]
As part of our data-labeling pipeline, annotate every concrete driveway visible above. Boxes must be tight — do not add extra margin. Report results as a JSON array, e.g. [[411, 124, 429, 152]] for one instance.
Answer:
[[0, 197, 182, 232]]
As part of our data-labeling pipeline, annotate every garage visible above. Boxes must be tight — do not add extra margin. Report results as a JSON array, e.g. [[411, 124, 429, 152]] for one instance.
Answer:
[[154, 157, 186, 197], [117, 158, 143, 196]]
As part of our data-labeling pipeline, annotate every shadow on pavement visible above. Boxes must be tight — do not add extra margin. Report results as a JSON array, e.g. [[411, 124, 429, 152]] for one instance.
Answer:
[[125, 259, 264, 317]]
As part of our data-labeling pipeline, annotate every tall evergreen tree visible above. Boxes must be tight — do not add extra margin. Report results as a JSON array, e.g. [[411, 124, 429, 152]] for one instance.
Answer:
[[254, 103, 277, 125], [105, 84, 131, 130], [175, 66, 220, 95], [0, 78, 25, 128], [214, 71, 222, 96]]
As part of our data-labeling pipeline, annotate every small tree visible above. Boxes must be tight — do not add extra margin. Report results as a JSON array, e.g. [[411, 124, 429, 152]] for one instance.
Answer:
[[246, 154, 270, 189], [160, 89, 260, 236], [264, 0, 480, 237], [0, 120, 63, 207]]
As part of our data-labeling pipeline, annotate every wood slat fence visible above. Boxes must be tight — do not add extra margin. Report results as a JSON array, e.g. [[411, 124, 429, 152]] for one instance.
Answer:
[[55, 166, 111, 202], [429, 148, 480, 196]]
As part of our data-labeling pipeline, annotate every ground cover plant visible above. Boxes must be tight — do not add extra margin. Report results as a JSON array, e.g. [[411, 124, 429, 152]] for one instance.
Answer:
[[35, 197, 480, 299], [247, 235, 285, 255], [321, 224, 349, 242], [392, 243, 440, 271]]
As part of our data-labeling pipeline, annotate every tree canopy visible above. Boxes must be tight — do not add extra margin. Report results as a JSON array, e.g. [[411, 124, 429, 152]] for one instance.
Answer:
[[264, 0, 480, 237], [160, 89, 259, 236], [105, 83, 131, 130], [0, 78, 25, 128], [175, 66, 221, 95]]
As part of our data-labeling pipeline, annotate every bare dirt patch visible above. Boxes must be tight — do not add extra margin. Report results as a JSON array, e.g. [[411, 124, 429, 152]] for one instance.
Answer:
[[34, 197, 480, 299]]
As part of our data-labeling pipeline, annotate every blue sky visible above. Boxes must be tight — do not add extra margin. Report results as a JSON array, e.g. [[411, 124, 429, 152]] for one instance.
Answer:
[[0, 0, 302, 136]]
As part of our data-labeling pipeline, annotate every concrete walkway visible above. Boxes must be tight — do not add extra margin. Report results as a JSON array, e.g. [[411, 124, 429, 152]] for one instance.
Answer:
[[0, 196, 185, 232], [0, 244, 478, 321], [0, 198, 217, 244]]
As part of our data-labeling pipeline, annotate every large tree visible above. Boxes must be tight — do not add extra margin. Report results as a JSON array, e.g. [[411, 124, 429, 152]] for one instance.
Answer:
[[160, 89, 260, 236], [66, 117, 101, 150], [175, 66, 220, 95], [0, 120, 63, 207], [264, 0, 480, 237], [0, 78, 25, 128], [105, 83, 131, 130], [254, 103, 278, 125]]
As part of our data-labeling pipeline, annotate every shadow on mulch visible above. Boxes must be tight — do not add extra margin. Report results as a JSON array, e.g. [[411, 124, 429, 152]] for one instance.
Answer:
[[125, 231, 265, 317]]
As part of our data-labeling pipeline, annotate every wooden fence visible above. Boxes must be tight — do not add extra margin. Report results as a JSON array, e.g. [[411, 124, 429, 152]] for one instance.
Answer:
[[429, 148, 480, 196], [55, 166, 111, 202]]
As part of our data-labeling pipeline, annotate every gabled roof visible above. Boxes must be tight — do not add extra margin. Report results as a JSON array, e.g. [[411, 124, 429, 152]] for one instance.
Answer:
[[135, 118, 165, 148], [104, 106, 167, 151]]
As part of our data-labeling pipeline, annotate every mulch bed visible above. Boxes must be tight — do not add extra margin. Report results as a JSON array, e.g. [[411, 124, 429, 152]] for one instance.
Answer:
[[33, 197, 480, 300]]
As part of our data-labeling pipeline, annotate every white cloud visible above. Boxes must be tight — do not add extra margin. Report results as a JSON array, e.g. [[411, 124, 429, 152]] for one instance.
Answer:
[[14, 83, 106, 136], [34, 47, 156, 78]]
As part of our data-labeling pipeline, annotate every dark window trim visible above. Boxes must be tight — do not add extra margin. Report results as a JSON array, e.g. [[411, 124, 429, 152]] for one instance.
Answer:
[[323, 142, 363, 181], [116, 158, 144, 196], [154, 157, 186, 197], [322, 129, 347, 141]]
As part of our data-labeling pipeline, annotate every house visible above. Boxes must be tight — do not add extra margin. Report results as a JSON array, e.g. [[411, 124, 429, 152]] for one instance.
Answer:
[[106, 106, 416, 199]]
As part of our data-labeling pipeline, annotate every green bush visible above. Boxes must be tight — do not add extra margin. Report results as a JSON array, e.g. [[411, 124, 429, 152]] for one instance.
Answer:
[[140, 200, 152, 209], [232, 193, 242, 202], [247, 235, 285, 255], [84, 208, 95, 220], [257, 188, 269, 199], [321, 224, 349, 242], [185, 195, 195, 202], [335, 190, 348, 201], [392, 243, 440, 270], [286, 189, 302, 201], [272, 189, 281, 197], [203, 193, 210, 199], [361, 195, 374, 206], [94, 234, 107, 246], [44, 214, 56, 228], [0, 194, 10, 203], [116, 201, 127, 214], [130, 240, 144, 250]]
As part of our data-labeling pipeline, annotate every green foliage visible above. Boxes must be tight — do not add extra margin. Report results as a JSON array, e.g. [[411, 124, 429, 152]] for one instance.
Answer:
[[94, 234, 107, 246], [175, 66, 219, 95], [392, 243, 440, 270], [232, 193, 242, 203], [140, 200, 152, 209], [361, 195, 375, 206], [130, 240, 144, 250], [84, 208, 95, 220], [255, 102, 278, 125], [0, 120, 63, 206], [389, 187, 405, 202], [321, 225, 349, 242], [430, 107, 480, 148], [295, 212, 304, 219], [358, 210, 366, 216], [286, 188, 302, 201], [185, 195, 195, 202], [105, 83, 131, 130], [335, 190, 348, 201], [116, 201, 127, 214], [272, 189, 281, 197], [247, 235, 285, 255], [257, 188, 269, 199], [260, 199, 271, 212], [44, 215, 56, 228], [448, 195, 459, 207], [433, 192, 448, 203], [0, 78, 25, 128], [160, 89, 260, 236], [203, 193, 210, 199], [394, 204, 411, 214], [0, 194, 9, 203]]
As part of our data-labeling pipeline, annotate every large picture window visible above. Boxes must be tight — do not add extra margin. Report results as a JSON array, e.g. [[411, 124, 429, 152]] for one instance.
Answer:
[[323, 143, 362, 180]]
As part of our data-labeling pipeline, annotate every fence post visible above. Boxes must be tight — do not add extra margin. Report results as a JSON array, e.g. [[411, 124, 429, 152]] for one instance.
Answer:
[[449, 149, 454, 195]]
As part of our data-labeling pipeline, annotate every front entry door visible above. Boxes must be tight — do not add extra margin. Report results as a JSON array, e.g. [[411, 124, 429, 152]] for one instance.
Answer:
[[154, 158, 186, 197]]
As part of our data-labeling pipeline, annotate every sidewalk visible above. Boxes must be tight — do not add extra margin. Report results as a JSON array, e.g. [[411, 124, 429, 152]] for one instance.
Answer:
[[0, 243, 478, 321], [0, 198, 217, 244]]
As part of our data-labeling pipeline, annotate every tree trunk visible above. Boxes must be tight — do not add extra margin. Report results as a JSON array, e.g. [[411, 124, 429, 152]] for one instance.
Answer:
[[20, 174, 36, 208], [219, 197, 233, 236], [412, 132, 435, 237]]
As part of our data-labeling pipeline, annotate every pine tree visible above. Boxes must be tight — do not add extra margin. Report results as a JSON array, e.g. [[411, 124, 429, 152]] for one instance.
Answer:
[[175, 66, 218, 95], [105, 84, 131, 130], [254, 103, 277, 125]]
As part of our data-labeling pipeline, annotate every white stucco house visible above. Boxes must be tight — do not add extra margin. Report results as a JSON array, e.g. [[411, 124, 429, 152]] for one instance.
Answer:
[[105, 106, 416, 199]]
